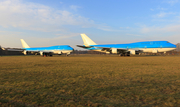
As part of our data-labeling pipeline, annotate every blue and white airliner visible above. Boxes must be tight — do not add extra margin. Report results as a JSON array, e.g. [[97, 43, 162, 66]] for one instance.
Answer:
[[77, 34, 176, 56], [20, 39, 74, 56]]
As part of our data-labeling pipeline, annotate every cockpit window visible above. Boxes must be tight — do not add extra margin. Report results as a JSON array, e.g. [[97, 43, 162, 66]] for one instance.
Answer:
[[167, 41, 170, 43]]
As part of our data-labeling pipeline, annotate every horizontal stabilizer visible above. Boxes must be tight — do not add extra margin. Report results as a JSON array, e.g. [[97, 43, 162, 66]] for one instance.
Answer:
[[2, 48, 5, 50]]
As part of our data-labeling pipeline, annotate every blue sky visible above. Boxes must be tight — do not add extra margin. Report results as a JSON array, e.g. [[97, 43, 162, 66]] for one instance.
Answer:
[[0, 0, 180, 49]]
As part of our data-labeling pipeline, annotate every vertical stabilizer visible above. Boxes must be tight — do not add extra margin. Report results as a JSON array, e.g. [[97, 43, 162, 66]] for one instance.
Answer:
[[80, 34, 97, 46], [20, 39, 30, 48]]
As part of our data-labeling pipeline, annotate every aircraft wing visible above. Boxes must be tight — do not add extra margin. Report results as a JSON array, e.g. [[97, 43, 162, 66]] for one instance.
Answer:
[[93, 46, 144, 51], [76, 45, 93, 48], [6, 48, 25, 51], [22, 50, 54, 55], [24, 50, 54, 54], [91, 46, 128, 51], [38, 51, 54, 53], [77, 45, 129, 51], [77, 45, 143, 53], [95, 47, 128, 51], [92, 46, 144, 54]]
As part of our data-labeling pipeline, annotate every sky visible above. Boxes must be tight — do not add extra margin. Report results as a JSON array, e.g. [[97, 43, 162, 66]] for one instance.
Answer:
[[0, 0, 180, 49]]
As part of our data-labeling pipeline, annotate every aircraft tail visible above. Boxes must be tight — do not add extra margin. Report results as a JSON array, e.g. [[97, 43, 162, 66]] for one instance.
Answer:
[[20, 39, 30, 48], [80, 34, 97, 46]]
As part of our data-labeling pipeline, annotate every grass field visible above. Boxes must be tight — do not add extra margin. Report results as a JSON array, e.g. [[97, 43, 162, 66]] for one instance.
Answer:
[[0, 55, 180, 106]]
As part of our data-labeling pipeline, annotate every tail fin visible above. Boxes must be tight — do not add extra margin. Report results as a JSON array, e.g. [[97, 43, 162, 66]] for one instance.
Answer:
[[20, 39, 30, 48], [80, 34, 97, 46]]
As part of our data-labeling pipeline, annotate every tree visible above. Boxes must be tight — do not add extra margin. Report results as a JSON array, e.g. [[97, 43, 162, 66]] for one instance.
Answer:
[[176, 43, 180, 52], [0, 45, 2, 57]]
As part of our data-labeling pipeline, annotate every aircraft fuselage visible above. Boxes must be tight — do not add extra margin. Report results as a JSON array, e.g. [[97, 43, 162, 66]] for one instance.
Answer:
[[23, 45, 74, 55], [86, 41, 176, 53]]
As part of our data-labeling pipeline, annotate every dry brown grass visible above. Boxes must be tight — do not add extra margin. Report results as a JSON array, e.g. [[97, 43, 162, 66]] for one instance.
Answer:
[[0, 55, 180, 106]]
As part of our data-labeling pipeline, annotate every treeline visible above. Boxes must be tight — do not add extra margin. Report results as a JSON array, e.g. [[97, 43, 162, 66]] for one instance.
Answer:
[[176, 43, 180, 52]]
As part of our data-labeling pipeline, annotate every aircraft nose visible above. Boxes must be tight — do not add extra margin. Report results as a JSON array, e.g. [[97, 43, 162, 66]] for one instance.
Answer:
[[171, 44, 176, 48], [174, 44, 176, 48], [70, 47, 74, 51]]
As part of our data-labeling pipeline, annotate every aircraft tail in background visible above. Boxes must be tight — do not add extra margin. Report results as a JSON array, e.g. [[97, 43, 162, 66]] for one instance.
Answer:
[[80, 34, 97, 46], [20, 39, 30, 48]]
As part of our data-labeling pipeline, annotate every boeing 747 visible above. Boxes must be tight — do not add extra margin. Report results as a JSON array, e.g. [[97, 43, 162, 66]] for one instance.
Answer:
[[77, 34, 176, 56], [20, 39, 74, 57]]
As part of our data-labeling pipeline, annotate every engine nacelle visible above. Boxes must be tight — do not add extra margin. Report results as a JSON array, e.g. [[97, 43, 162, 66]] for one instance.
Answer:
[[23, 51, 27, 55], [40, 52, 43, 56], [67, 52, 71, 55], [129, 50, 136, 55], [152, 49, 158, 53], [106, 52, 110, 54], [111, 48, 118, 54]]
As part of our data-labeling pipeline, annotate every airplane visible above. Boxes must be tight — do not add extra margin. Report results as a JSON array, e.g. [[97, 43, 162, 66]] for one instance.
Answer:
[[77, 34, 176, 56], [19, 39, 74, 56]]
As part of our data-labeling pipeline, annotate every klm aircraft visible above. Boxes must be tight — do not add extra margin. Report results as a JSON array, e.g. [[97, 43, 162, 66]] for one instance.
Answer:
[[20, 39, 74, 56], [77, 34, 176, 56]]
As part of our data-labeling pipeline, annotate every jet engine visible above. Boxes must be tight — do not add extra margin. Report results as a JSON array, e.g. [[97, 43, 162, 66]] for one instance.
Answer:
[[129, 50, 136, 55], [111, 48, 118, 54], [23, 51, 27, 55], [40, 52, 43, 56], [106, 52, 110, 54], [58, 51, 62, 55]]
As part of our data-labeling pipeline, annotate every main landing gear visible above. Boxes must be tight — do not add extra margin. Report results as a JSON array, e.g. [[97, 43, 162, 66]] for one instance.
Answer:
[[66, 52, 71, 56], [43, 53, 53, 57], [66, 54, 70, 56]]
